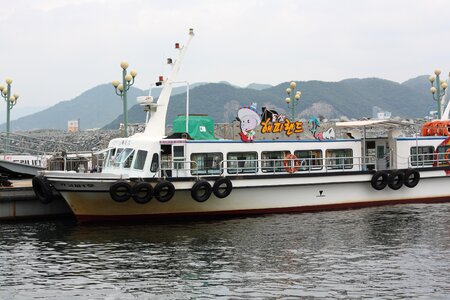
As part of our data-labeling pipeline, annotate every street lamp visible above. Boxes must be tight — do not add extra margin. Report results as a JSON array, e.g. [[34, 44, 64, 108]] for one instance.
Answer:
[[112, 61, 137, 137], [0, 77, 19, 152], [284, 81, 301, 120], [429, 69, 448, 119]]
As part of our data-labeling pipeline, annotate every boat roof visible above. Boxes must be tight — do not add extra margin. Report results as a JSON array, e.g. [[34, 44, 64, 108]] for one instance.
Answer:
[[335, 119, 412, 129]]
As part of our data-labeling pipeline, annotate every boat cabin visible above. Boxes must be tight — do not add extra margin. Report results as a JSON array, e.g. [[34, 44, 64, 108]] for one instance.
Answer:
[[100, 119, 450, 179]]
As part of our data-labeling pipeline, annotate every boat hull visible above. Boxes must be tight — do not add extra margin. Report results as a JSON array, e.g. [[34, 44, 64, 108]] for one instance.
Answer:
[[47, 170, 450, 223], [0, 159, 45, 178]]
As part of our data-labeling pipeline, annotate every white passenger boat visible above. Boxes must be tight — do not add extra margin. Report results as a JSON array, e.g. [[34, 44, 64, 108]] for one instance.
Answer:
[[32, 29, 450, 223], [0, 154, 46, 178]]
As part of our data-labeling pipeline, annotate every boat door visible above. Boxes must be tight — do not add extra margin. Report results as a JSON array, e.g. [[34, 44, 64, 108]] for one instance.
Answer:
[[375, 140, 389, 170], [160, 144, 172, 177], [172, 144, 187, 177]]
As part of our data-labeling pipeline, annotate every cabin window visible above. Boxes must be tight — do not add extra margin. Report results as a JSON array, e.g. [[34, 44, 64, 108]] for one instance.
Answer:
[[261, 151, 290, 173], [123, 150, 135, 168], [133, 150, 148, 170], [410, 146, 434, 166], [227, 152, 258, 174], [114, 148, 134, 168], [436, 145, 450, 166], [105, 148, 119, 168], [294, 150, 323, 171], [150, 153, 159, 172], [191, 153, 223, 175], [326, 149, 353, 169]]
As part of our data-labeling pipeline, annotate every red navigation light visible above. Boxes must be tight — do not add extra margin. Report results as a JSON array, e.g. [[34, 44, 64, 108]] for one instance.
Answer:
[[159, 76, 164, 82], [175, 43, 180, 49]]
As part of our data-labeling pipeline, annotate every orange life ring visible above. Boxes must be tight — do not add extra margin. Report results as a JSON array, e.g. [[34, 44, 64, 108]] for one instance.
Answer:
[[421, 121, 432, 136], [430, 122, 441, 136], [436, 121, 445, 136], [442, 121, 450, 136], [284, 154, 300, 173]]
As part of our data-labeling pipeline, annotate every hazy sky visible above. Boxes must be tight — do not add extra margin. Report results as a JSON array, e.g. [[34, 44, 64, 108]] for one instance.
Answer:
[[1, 0, 449, 120]]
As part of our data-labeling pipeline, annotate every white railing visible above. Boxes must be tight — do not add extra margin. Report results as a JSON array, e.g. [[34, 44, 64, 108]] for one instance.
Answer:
[[158, 156, 374, 177], [408, 153, 449, 167]]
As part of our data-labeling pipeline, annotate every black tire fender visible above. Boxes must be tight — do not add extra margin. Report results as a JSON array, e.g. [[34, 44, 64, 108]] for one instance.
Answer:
[[109, 180, 132, 202], [404, 169, 420, 188], [388, 170, 404, 190], [32, 175, 53, 204], [212, 177, 233, 198], [191, 180, 212, 202], [370, 171, 389, 190], [154, 181, 175, 203], [131, 182, 153, 204]]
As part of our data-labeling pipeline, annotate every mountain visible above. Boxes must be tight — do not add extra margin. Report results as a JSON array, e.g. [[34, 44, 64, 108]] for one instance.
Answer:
[[103, 83, 279, 129], [402, 75, 430, 97], [104, 77, 434, 130], [247, 83, 273, 90], [2, 84, 145, 131], [4, 76, 437, 131], [1, 83, 206, 131]]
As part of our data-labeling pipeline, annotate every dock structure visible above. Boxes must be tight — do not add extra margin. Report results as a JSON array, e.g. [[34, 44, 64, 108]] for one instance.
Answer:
[[0, 179, 72, 220]]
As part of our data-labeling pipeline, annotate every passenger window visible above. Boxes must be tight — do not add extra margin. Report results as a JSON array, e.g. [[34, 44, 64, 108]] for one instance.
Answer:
[[325, 149, 353, 169], [410, 146, 434, 166], [227, 152, 258, 174], [133, 150, 148, 170], [436, 145, 450, 166], [191, 153, 223, 175], [261, 151, 289, 173], [294, 150, 323, 171]]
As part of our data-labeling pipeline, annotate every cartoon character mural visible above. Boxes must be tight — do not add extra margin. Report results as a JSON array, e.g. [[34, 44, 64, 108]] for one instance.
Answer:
[[261, 107, 279, 123], [434, 136, 450, 175], [308, 117, 335, 140], [237, 103, 261, 142]]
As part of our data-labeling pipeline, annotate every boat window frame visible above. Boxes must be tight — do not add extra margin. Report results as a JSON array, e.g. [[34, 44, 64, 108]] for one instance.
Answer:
[[261, 150, 290, 173], [113, 148, 135, 169], [150, 153, 159, 173], [132, 150, 148, 170], [436, 144, 450, 166], [410, 146, 434, 167], [325, 148, 354, 170], [190, 152, 223, 175], [226, 151, 258, 174], [293, 149, 323, 171]]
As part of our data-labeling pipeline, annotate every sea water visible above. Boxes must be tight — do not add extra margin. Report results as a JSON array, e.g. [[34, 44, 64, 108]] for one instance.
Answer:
[[1, 203, 449, 299]]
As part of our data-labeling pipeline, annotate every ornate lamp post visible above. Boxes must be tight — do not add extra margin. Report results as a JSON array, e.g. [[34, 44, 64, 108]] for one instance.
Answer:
[[112, 61, 137, 137], [284, 81, 301, 120], [0, 77, 19, 152], [429, 69, 448, 119]]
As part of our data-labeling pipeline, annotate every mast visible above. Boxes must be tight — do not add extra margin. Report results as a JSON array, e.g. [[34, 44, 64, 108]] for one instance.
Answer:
[[143, 29, 195, 137]]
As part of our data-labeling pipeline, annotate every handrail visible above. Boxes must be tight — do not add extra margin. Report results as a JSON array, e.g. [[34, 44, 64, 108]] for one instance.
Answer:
[[157, 156, 372, 177], [409, 152, 449, 167]]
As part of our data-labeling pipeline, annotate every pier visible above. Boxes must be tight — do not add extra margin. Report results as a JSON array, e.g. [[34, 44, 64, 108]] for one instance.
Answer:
[[0, 179, 72, 220]]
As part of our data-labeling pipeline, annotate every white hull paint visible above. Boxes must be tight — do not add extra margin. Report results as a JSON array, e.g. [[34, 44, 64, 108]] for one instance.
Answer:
[[47, 169, 450, 222], [0, 159, 45, 177]]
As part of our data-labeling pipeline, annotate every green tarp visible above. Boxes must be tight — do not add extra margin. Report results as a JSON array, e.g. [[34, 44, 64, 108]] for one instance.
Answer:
[[172, 115, 216, 140]]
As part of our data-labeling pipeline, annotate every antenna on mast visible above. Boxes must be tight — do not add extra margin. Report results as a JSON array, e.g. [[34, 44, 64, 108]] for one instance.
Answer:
[[141, 28, 195, 137]]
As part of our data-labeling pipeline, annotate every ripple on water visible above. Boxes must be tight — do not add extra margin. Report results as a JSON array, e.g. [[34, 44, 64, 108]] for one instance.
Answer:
[[0, 203, 449, 299]]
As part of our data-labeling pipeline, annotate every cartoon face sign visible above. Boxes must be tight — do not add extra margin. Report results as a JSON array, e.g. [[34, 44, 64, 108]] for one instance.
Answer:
[[240, 115, 259, 132], [237, 103, 260, 142]]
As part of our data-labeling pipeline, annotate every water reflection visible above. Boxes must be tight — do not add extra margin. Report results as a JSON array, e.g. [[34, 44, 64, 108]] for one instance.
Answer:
[[1, 204, 449, 299]]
